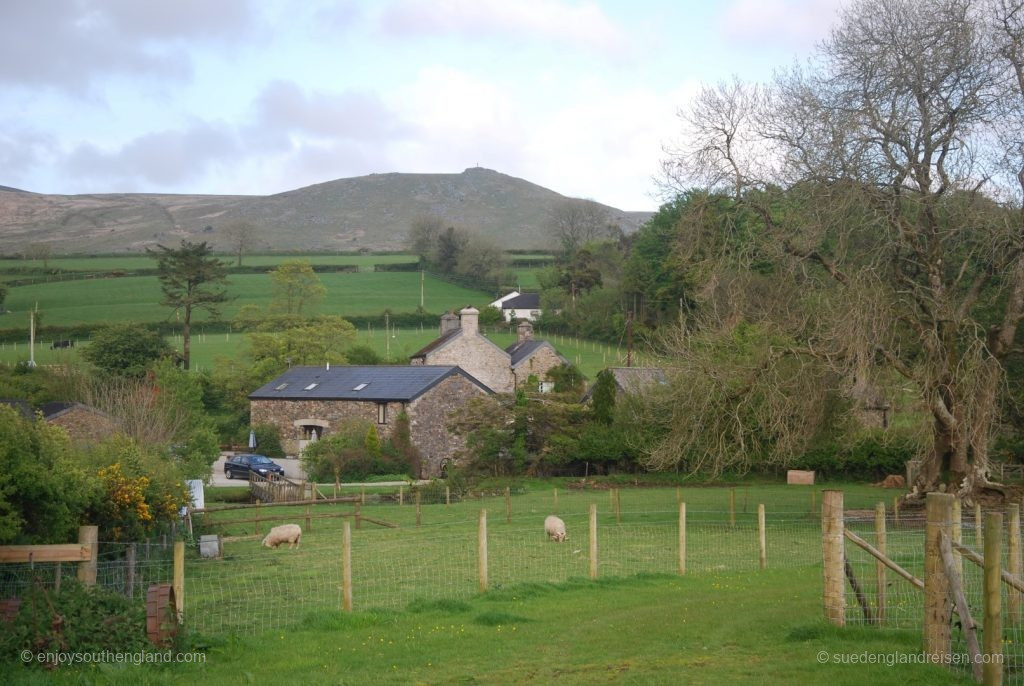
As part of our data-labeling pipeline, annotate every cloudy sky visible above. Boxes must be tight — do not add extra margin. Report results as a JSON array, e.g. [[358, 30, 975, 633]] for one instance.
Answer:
[[1, 0, 844, 210]]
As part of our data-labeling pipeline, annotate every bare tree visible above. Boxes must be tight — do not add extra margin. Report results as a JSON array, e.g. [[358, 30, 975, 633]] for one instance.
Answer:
[[407, 215, 445, 261], [23, 242, 52, 270], [661, 0, 1024, 503], [221, 221, 257, 267], [546, 198, 616, 256]]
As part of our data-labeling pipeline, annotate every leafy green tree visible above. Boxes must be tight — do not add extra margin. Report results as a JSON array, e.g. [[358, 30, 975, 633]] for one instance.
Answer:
[[302, 420, 371, 489], [478, 305, 504, 327], [364, 424, 382, 460], [269, 260, 326, 316], [345, 344, 384, 365], [148, 241, 228, 370], [591, 369, 617, 425], [248, 315, 356, 368], [546, 363, 585, 394], [558, 249, 602, 307], [435, 226, 467, 274], [81, 323, 171, 378]]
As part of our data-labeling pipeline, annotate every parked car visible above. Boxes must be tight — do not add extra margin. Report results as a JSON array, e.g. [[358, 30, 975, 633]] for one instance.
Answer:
[[224, 454, 285, 480]]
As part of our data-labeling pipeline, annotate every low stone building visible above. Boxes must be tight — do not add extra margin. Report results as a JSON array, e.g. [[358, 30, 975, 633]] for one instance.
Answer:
[[41, 402, 118, 443], [505, 321, 567, 391], [583, 367, 669, 401], [249, 365, 489, 477]]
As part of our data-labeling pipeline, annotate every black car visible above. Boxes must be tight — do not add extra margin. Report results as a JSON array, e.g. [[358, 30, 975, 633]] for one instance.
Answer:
[[224, 454, 285, 480]]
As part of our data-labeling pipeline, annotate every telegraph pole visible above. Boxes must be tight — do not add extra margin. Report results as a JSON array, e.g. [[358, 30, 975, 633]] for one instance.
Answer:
[[420, 270, 425, 309], [626, 311, 633, 368]]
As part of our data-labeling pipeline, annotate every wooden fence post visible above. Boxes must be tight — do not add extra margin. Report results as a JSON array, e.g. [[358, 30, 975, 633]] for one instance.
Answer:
[[874, 502, 887, 624], [893, 496, 900, 526], [984, 512, 1003, 686], [505, 487, 511, 523], [478, 510, 488, 592], [77, 525, 98, 586], [729, 489, 736, 527], [126, 543, 136, 599], [589, 503, 598, 580], [811, 490, 816, 516], [416, 490, 422, 527], [255, 500, 262, 535], [399, 486, 404, 506], [615, 488, 621, 524], [305, 505, 312, 532], [355, 501, 362, 530], [822, 490, 845, 626], [553, 488, 559, 514], [342, 521, 353, 612], [758, 503, 766, 570], [446, 486, 450, 508], [952, 498, 962, 579], [924, 492, 954, 661], [678, 502, 687, 575], [975, 503, 983, 548], [172, 540, 184, 624], [1009, 503, 1021, 625]]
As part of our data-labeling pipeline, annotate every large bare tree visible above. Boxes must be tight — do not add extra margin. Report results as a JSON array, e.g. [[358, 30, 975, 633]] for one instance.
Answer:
[[660, 0, 1024, 503], [547, 198, 617, 256]]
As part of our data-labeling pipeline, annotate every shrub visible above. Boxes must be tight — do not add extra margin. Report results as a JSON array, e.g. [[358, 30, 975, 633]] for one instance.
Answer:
[[791, 432, 918, 481], [0, 580, 151, 661], [248, 423, 284, 458]]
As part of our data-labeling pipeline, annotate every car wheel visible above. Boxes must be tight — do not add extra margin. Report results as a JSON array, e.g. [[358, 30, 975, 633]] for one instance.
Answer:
[[226, 469, 233, 480]]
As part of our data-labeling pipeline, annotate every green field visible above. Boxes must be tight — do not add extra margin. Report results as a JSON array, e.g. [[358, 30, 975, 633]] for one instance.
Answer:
[[0, 327, 645, 379], [0, 272, 495, 329], [5, 483, 965, 685], [0, 253, 419, 272]]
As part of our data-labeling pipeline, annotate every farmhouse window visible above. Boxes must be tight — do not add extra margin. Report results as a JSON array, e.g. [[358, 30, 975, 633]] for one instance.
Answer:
[[377, 403, 387, 424]]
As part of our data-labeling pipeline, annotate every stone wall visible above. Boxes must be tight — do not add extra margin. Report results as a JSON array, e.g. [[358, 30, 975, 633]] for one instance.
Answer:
[[423, 335, 513, 393], [511, 344, 565, 389], [251, 398, 405, 456], [407, 374, 487, 476]]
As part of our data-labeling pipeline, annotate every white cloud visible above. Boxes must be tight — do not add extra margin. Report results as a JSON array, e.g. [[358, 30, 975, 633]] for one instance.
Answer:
[[721, 0, 844, 51], [379, 0, 627, 55]]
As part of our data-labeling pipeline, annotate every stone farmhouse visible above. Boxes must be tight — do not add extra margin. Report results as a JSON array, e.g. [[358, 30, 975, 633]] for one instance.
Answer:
[[41, 402, 118, 443], [410, 307, 566, 393], [249, 365, 489, 477]]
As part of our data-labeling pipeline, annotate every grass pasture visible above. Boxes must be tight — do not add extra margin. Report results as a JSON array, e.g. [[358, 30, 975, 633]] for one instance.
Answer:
[[0, 253, 420, 273], [0, 327, 642, 379]]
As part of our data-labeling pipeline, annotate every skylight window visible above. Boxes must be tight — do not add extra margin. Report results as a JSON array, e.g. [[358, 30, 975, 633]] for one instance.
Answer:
[[304, 383, 319, 391], [275, 383, 289, 390], [353, 383, 369, 391]]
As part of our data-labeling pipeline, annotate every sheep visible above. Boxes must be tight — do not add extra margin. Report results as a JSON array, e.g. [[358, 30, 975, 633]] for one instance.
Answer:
[[544, 515, 567, 542], [262, 524, 302, 549]]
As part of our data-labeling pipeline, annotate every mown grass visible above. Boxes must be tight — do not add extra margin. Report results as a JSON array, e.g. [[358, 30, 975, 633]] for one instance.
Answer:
[[0, 326, 641, 379], [0, 272, 492, 328]]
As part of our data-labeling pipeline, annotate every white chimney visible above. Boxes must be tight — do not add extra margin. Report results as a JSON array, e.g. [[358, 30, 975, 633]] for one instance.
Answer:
[[459, 306, 479, 335]]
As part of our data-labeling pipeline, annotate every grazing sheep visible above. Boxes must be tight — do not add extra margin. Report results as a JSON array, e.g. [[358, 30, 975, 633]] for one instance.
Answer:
[[262, 524, 302, 549], [544, 515, 567, 542]]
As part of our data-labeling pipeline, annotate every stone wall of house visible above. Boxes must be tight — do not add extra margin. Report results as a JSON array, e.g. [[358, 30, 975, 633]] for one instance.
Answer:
[[511, 344, 565, 389], [47, 407, 118, 443], [250, 398, 406, 456], [407, 374, 487, 476], [423, 336, 513, 393]]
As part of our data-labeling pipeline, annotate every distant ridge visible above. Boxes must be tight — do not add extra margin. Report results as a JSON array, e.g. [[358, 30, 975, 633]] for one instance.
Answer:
[[0, 168, 652, 254]]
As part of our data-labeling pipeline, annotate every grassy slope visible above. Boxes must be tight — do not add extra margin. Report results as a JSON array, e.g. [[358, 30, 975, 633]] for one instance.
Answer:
[[1, 272, 492, 328], [1, 254, 419, 272], [0, 327, 641, 379]]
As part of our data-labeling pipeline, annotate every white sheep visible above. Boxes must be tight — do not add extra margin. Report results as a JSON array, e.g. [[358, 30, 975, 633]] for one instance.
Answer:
[[544, 515, 567, 542], [262, 524, 302, 549]]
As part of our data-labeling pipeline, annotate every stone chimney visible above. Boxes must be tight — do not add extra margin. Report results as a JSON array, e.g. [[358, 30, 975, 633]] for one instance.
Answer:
[[459, 306, 479, 335], [440, 311, 460, 335], [517, 320, 534, 343]]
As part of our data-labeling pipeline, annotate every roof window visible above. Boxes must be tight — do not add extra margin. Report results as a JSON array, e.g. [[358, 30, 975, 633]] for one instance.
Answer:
[[275, 383, 289, 390], [353, 383, 369, 391], [304, 383, 319, 391]]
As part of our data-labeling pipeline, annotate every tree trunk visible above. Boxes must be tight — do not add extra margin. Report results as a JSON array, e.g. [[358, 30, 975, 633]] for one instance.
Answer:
[[911, 419, 1008, 506]]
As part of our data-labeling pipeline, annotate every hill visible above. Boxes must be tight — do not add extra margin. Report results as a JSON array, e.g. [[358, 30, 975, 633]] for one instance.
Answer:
[[0, 168, 652, 254]]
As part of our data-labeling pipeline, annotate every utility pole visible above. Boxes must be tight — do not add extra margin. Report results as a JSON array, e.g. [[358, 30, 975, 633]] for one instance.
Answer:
[[420, 270, 424, 309], [385, 312, 390, 359], [626, 311, 633, 368], [27, 305, 37, 368]]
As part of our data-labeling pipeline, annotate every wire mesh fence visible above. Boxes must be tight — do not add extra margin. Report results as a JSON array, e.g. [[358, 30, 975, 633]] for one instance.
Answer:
[[841, 506, 1024, 684], [182, 503, 823, 636]]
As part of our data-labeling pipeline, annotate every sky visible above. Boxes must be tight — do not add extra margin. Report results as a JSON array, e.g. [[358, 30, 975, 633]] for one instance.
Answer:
[[0, 0, 845, 211]]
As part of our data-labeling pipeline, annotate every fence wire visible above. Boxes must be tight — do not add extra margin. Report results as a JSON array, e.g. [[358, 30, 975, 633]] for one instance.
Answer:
[[842, 511, 1024, 684]]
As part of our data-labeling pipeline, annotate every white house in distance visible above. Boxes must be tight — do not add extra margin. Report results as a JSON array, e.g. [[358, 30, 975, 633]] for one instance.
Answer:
[[489, 291, 541, 322]]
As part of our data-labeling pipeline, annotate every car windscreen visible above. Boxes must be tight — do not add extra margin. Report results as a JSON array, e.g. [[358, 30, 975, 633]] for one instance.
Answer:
[[250, 456, 272, 464]]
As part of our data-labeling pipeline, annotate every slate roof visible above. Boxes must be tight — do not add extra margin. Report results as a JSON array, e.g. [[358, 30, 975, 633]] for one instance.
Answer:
[[610, 367, 668, 393], [500, 292, 540, 309], [249, 365, 490, 402], [0, 398, 33, 419], [41, 401, 76, 419], [504, 339, 566, 368]]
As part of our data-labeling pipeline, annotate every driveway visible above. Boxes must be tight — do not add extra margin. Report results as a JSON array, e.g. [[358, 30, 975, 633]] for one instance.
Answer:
[[209, 453, 307, 487]]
